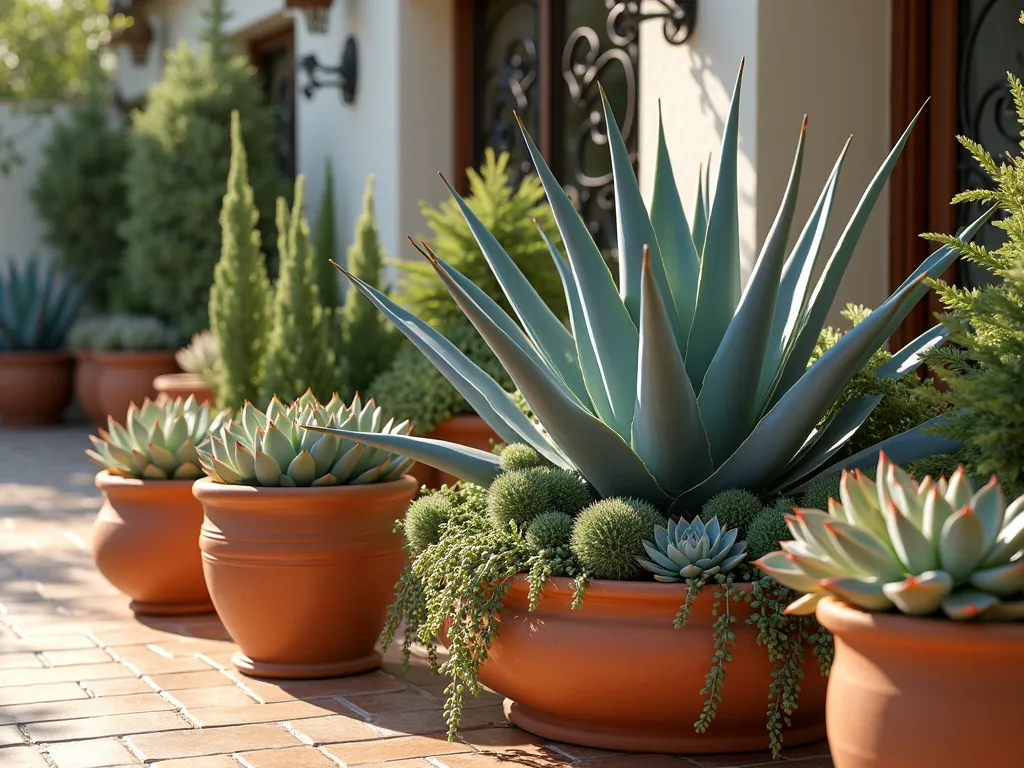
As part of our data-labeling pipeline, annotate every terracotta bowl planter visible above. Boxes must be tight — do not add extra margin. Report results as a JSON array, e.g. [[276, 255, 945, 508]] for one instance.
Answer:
[[94, 351, 178, 421], [73, 350, 106, 425], [92, 471, 214, 616], [427, 414, 500, 487], [194, 475, 418, 680], [465, 576, 826, 754], [0, 351, 73, 426], [817, 597, 1024, 768], [153, 372, 215, 405]]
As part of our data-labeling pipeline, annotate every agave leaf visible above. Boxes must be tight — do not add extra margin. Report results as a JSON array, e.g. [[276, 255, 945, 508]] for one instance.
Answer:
[[969, 558, 1024, 597], [943, 466, 975, 510], [753, 550, 821, 594], [692, 160, 708, 256], [820, 575, 894, 611], [287, 451, 317, 486], [939, 506, 987, 581], [825, 518, 904, 580], [602, 88, 683, 350], [756, 140, 850, 411], [425, 241, 586, 405], [330, 444, 365, 483], [303, 425, 502, 488], [262, 423, 295, 471], [254, 450, 282, 486], [422, 251, 668, 505], [876, 325, 949, 380], [309, 432, 341, 478], [632, 249, 712, 492], [148, 444, 179, 475], [675, 276, 927, 510], [773, 395, 883, 493], [382, 456, 416, 482], [434, 181, 590, 405], [792, 416, 963, 494], [686, 60, 744, 390], [332, 262, 568, 468], [783, 592, 824, 615], [698, 117, 806, 462], [770, 107, 926, 406], [968, 478, 1005, 553], [537, 226, 615, 424], [231, 442, 256, 481], [516, 113, 639, 438], [650, 103, 700, 356], [884, 501, 937, 573], [211, 457, 244, 485], [984, 512, 1024, 567]]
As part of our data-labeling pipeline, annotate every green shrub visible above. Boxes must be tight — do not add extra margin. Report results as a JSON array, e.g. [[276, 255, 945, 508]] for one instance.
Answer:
[[498, 443, 544, 471], [797, 472, 841, 512], [31, 85, 126, 310], [525, 511, 573, 554], [367, 316, 513, 435], [924, 65, 1024, 495], [745, 499, 793, 562], [539, 469, 593, 516], [67, 315, 178, 351], [570, 497, 666, 580], [261, 177, 340, 403], [339, 176, 400, 397], [700, 488, 762, 533], [403, 492, 455, 555], [119, 0, 279, 336], [486, 467, 551, 532], [314, 158, 341, 309], [209, 111, 271, 409], [396, 147, 566, 328]]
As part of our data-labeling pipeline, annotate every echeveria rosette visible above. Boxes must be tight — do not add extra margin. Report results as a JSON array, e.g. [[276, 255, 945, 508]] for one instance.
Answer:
[[755, 453, 1024, 621], [197, 389, 415, 487], [318, 60, 994, 516], [87, 396, 230, 480], [638, 515, 747, 582]]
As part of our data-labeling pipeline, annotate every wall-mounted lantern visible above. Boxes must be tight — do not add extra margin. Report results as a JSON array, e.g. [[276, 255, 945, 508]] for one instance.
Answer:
[[108, 1, 154, 65], [300, 35, 358, 104], [285, 0, 334, 35], [607, 0, 697, 46]]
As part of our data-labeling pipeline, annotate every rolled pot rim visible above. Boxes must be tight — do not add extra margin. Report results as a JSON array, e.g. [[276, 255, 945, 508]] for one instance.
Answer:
[[0, 350, 72, 362], [192, 474, 419, 504], [816, 595, 1024, 644], [90, 350, 178, 362], [153, 372, 209, 386], [95, 469, 202, 491]]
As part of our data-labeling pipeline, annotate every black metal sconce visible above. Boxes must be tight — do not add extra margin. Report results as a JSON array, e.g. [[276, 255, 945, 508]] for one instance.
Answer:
[[300, 35, 358, 104], [607, 0, 697, 46]]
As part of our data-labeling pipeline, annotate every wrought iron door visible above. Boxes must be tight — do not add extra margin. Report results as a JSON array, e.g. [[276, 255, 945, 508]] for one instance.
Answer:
[[468, 0, 640, 260]]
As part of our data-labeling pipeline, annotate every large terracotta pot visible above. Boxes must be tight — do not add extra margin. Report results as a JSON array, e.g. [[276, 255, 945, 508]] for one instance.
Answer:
[[92, 472, 214, 616], [427, 414, 500, 487], [153, 372, 215, 405], [194, 475, 418, 680], [817, 597, 1024, 768], [94, 350, 178, 421], [0, 351, 73, 426], [73, 350, 105, 425], [467, 576, 826, 753]]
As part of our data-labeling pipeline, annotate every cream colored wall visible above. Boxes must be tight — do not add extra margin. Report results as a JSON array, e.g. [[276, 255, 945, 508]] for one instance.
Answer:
[[638, 0, 892, 328]]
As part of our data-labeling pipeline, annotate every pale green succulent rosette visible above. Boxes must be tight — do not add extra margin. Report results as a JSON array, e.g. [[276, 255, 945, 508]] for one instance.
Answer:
[[312, 60, 994, 518], [197, 389, 415, 487], [87, 396, 230, 480], [755, 453, 1024, 621], [638, 515, 747, 582]]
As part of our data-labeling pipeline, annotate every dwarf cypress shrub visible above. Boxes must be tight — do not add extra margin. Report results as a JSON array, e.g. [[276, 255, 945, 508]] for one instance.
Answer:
[[208, 111, 271, 409], [119, 0, 279, 335], [314, 158, 341, 309]]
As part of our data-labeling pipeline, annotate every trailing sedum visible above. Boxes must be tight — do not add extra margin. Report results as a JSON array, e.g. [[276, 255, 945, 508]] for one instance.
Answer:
[[87, 396, 230, 480], [197, 390, 414, 487], [756, 453, 1024, 621]]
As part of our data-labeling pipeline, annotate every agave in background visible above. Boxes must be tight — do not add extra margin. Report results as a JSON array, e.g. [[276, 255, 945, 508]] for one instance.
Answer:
[[308, 61, 989, 516]]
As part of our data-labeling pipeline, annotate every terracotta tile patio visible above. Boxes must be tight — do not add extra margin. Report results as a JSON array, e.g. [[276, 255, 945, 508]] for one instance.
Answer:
[[0, 427, 833, 767]]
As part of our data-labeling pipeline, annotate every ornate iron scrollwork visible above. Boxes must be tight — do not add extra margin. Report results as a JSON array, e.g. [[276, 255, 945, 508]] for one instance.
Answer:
[[300, 36, 358, 104], [606, 0, 696, 46]]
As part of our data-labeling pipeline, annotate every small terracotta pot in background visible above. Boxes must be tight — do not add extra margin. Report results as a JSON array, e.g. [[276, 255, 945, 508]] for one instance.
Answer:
[[153, 372, 215, 405], [194, 475, 417, 680], [0, 351, 73, 426], [73, 350, 106, 425], [426, 414, 500, 487], [453, 576, 826, 754], [817, 596, 1024, 768], [92, 471, 214, 616], [94, 351, 178, 421]]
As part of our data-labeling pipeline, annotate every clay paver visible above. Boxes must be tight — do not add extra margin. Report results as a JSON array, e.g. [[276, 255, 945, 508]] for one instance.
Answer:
[[0, 427, 834, 768]]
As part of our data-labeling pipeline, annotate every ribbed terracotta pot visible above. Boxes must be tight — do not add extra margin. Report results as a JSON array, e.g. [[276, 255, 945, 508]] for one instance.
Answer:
[[194, 475, 418, 680], [817, 597, 1024, 768], [0, 351, 73, 426], [464, 576, 826, 753], [73, 350, 105, 425], [153, 372, 215, 405], [428, 415, 499, 487], [92, 472, 214, 616], [94, 351, 178, 421]]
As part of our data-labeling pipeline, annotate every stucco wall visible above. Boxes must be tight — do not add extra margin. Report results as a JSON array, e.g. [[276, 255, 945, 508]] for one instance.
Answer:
[[0, 103, 73, 270], [639, 0, 892, 328]]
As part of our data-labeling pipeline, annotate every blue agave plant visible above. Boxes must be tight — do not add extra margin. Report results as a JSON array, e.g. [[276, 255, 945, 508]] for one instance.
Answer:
[[307, 62, 988, 515], [0, 259, 87, 351]]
